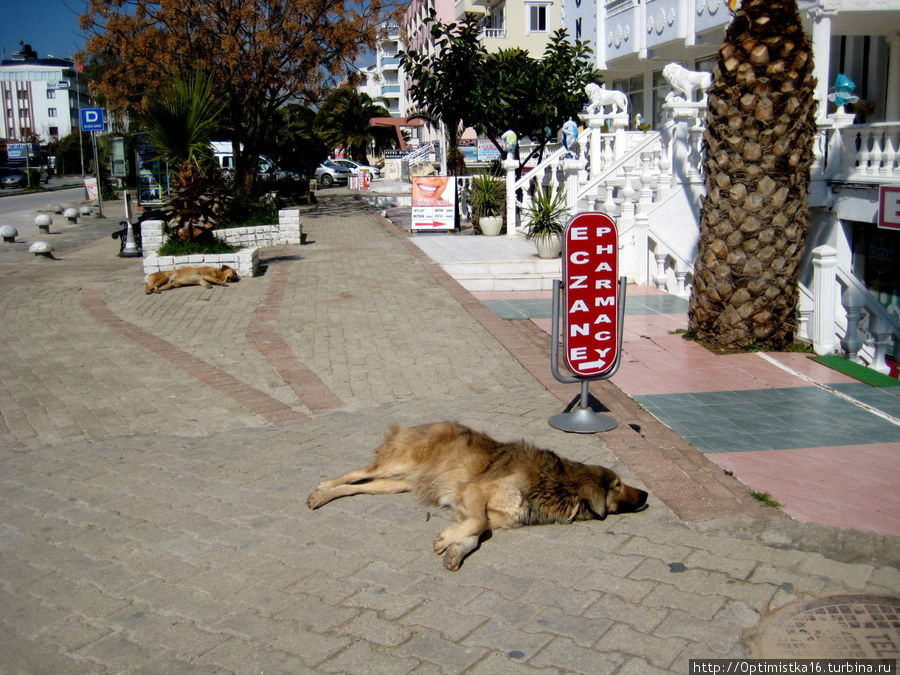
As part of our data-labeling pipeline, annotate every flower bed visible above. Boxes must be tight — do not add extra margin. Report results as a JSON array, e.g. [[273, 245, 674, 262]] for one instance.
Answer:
[[140, 208, 303, 278]]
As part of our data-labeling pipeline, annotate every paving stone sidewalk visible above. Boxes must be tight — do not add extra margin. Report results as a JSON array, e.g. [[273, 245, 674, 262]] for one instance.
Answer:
[[0, 191, 896, 673]]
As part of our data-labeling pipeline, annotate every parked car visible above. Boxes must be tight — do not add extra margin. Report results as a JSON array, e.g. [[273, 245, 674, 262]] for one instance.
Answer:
[[314, 160, 352, 187], [0, 166, 49, 188], [328, 158, 382, 178], [1, 170, 28, 188]]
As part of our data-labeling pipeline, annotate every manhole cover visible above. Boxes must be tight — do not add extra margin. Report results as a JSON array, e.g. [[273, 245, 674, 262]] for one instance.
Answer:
[[747, 595, 900, 659]]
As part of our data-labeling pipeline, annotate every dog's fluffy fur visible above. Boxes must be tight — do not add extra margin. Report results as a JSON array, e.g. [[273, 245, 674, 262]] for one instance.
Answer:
[[307, 422, 648, 570], [145, 265, 239, 294]]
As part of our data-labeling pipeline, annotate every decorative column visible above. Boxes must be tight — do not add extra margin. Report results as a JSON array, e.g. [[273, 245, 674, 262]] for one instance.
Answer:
[[564, 157, 585, 215], [809, 6, 837, 122], [870, 315, 894, 375], [840, 286, 866, 363], [587, 114, 606, 182], [504, 158, 518, 238], [886, 31, 900, 122], [810, 245, 838, 356]]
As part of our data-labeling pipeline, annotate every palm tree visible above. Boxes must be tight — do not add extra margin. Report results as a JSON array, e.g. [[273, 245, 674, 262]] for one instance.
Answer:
[[313, 88, 395, 163], [688, 0, 817, 350], [143, 71, 224, 168], [142, 71, 228, 233]]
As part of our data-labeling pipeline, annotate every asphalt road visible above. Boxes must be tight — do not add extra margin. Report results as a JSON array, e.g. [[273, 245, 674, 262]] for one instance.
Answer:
[[0, 182, 129, 257]]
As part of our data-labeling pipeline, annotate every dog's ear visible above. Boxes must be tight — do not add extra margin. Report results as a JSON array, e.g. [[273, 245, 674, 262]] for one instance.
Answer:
[[578, 482, 608, 520]]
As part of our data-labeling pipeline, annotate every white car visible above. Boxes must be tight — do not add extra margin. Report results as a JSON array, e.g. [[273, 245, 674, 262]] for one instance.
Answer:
[[328, 158, 381, 178]]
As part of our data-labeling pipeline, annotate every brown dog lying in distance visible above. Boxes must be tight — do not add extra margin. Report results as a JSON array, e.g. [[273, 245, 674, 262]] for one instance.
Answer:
[[145, 265, 239, 294], [307, 422, 648, 570]]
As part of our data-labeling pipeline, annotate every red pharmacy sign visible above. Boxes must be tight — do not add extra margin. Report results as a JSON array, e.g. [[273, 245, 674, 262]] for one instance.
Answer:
[[563, 212, 620, 378]]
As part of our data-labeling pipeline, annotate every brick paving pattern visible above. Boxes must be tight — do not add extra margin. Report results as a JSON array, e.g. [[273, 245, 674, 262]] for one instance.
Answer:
[[0, 190, 896, 673]]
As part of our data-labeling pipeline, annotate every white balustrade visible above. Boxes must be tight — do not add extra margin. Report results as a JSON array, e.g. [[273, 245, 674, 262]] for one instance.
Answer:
[[496, 81, 899, 379]]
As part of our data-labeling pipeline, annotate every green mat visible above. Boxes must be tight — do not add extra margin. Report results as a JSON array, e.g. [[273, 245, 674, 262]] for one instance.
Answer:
[[810, 355, 900, 387]]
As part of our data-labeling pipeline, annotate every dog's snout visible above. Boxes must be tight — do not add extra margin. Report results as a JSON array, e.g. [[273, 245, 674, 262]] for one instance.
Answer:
[[619, 484, 648, 512], [635, 488, 648, 508]]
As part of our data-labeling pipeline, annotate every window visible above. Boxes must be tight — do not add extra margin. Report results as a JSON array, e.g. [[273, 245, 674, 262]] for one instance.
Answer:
[[613, 74, 645, 125], [527, 3, 548, 32], [48, 108, 57, 117], [47, 89, 55, 99], [49, 126, 58, 137]]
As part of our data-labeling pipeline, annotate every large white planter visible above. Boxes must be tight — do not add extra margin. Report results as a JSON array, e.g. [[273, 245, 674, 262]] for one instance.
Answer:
[[139, 209, 304, 278], [533, 234, 562, 259], [478, 215, 503, 236]]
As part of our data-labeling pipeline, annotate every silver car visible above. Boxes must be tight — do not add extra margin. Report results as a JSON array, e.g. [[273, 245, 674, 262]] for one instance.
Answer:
[[314, 160, 352, 187]]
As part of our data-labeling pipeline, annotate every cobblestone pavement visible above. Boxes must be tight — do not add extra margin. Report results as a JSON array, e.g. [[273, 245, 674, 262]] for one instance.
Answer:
[[0, 191, 897, 673]]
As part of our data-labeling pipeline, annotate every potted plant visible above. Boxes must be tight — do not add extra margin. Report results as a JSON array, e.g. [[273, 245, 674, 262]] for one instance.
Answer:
[[468, 173, 505, 236], [523, 185, 567, 258]]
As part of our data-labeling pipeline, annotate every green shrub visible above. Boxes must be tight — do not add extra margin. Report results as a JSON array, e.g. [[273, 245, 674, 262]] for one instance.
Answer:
[[218, 197, 279, 229], [157, 236, 240, 256]]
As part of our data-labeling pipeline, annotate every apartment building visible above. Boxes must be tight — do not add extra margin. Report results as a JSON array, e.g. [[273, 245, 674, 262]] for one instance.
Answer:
[[565, 0, 900, 129], [0, 44, 89, 142], [358, 21, 407, 116]]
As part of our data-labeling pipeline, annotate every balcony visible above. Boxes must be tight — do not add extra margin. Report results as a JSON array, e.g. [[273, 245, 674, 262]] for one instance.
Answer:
[[481, 28, 507, 40]]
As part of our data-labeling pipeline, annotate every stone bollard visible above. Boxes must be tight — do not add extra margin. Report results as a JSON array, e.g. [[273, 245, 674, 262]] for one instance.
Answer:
[[64, 208, 79, 224], [0, 225, 18, 243], [79, 205, 93, 217], [35, 214, 53, 234], [29, 241, 55, 259]]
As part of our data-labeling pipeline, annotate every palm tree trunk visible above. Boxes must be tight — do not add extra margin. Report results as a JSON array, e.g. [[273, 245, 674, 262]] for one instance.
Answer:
[[688, 0, 818, 350]]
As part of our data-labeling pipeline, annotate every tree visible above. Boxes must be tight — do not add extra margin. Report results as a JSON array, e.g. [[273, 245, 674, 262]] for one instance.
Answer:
[[313, 88, 397, 163], [687, 0, 817, 350], [143, 71, 224, 168], [400, 14, 599, 174], [475, 32, 599, 167], [266, 104, 328, 178], [399, 12, 487, 175], [80, 0, 400, 194], [142, 71, 229, 234]]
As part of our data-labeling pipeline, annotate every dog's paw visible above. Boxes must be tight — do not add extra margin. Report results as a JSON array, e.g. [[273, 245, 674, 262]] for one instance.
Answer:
[[442, 542, 466, 571], [433, 533, 451, 555], [306, 490, 326, 509]]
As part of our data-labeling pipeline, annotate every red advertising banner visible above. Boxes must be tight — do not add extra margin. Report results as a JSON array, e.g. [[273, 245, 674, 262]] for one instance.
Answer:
[[562, 213, 619, 378]]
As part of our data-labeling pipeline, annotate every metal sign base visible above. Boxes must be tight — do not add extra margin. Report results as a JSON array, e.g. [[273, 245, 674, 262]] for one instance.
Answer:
[[548, 381, 618, 433], [548, 276, 626, 434]]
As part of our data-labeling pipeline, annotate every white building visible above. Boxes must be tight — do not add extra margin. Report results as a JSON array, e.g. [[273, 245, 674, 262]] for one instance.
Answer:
[[0, 44, 89, 143], [357, 21, 406, 116], [564, 0, 900, 129]]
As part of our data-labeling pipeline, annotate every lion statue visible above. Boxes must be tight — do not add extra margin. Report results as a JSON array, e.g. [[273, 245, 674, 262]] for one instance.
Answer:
[[585, 83, 629, 116], [662, 63, 712, 103]]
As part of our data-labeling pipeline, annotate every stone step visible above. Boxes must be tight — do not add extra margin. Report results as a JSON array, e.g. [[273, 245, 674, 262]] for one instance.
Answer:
[[441, 258, 562, 291]]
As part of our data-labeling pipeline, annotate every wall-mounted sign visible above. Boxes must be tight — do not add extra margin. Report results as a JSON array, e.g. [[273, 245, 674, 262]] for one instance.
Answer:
[[562, 212, 620, 378], [878, 186, 900, 231], [411, 176, 456, 231]]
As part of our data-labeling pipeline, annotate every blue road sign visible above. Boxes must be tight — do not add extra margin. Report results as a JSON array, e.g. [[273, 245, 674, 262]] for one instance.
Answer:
[[80, 108, 105, 132]]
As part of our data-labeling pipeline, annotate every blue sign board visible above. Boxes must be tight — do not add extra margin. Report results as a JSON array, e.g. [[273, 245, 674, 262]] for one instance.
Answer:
[[80, 108, 105, 132]]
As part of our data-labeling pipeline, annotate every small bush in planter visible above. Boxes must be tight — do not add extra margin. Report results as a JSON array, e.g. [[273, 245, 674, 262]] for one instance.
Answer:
[[523, 185, 567, 239], [469, 173, 505, 235]]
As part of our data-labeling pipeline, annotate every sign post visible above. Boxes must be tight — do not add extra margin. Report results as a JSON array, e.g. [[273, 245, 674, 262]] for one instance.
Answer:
[[549, 212, 626, 433], [80, 108, 105, 217]]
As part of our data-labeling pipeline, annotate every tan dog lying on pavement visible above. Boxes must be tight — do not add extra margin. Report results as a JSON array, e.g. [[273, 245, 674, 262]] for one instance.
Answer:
[[145, 265, 239, 294], [307, 422, 648, 570]]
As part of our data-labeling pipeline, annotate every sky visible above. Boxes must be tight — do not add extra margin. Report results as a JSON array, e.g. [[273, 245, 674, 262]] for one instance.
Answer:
[[0, 0, 89, 61]]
